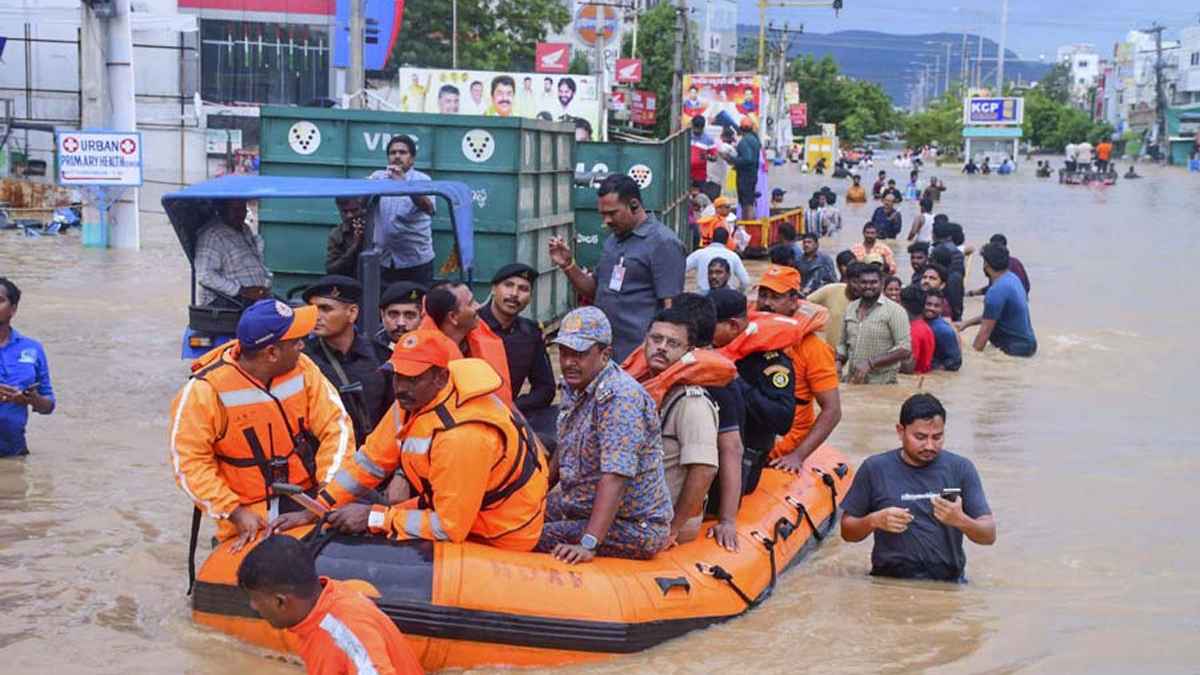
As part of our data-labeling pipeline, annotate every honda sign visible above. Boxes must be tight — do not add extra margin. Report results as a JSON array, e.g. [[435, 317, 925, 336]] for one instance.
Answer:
[[615, 58, 642, 84], [535, 43, 571, 74]]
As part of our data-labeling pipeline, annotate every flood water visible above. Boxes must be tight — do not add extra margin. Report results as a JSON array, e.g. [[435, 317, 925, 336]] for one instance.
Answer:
[[1, 159, 1197, 673]]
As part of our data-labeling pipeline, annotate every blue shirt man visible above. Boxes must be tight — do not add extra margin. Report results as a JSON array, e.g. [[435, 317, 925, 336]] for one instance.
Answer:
[[0, 279, 55, 456], [922, 291, 961, 371], [368, 135, 436, 284], [962, 244, 1036, 357]]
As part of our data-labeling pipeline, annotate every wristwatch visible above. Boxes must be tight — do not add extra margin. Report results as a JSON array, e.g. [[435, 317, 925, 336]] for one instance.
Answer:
[[367, 505, 388, 535], [579, 533, 598, 551]]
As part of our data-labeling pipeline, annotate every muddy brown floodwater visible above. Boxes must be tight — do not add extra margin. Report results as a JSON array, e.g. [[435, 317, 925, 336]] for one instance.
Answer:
[[1, 159, 1197, 673]]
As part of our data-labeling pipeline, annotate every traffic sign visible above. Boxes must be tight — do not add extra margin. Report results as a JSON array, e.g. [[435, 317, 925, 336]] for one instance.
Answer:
[[56, 130, 144, 186]]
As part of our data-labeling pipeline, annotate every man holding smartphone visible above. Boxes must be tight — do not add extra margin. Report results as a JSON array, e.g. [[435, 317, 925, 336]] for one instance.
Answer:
[[0, 278, 55, 457], [839, 393, 996, 582]]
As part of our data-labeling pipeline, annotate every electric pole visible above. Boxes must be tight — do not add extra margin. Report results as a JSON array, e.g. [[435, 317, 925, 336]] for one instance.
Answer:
[[996, 0, 1009, 91], [348, 0, 364, 108], [1141, 23, 1168, 159], [756, 0, 842, 74], [671, 0, 687, 133]]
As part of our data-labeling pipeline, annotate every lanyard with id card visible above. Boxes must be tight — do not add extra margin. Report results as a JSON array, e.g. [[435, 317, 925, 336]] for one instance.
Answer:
[[608, 255, 626, 292]]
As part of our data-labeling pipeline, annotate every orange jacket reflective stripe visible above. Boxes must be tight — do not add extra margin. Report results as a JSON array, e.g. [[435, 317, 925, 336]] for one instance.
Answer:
[[417, 316, 513, 407], [621, 347, 737, 407], [322, 358, 546, 551], [290, 577, 424, 675], [169, 342, 354, 536], [717, 305, 829, 362]]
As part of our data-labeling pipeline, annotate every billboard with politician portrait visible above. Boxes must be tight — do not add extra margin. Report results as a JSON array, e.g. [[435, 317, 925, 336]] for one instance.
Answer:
[[681, 73, 765, 131], [395, 67, 601, 140]]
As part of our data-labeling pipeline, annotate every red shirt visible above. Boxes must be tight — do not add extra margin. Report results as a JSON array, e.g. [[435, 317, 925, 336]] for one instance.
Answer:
[[909, 318, 934, 374]]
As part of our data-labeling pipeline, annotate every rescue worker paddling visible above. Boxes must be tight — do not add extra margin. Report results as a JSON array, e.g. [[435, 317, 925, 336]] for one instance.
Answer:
[[169, 299, 354, 558], [272, 329, 547, 551]]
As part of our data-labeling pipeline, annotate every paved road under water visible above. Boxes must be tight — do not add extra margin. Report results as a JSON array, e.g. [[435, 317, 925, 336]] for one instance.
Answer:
[[1, 160, 1197, 673]]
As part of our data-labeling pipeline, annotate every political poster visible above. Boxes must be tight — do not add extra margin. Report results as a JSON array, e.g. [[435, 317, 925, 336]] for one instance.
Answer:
[[395, 67, 602, 140], [784, 81, 800, 105], [630, 90, 657, 127], [680, 73, 765, 131], [789, 103, 807, 128]]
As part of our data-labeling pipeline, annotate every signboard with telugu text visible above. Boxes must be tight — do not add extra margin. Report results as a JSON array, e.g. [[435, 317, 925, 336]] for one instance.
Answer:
[[55, 130, 143, 186], [963, 97, 1024, 126]]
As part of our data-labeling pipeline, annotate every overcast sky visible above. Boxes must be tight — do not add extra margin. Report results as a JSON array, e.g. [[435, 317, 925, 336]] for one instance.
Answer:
[[738, 0, 1200, 60]]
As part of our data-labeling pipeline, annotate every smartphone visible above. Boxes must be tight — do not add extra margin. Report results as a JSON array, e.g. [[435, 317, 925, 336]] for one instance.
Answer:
[[941, 488, 961, 502]]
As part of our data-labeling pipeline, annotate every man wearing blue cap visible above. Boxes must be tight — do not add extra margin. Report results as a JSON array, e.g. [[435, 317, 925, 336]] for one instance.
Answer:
[[170, 299, 354, 562], [302, 275, 392, 445], [536, 307, 673, 564]]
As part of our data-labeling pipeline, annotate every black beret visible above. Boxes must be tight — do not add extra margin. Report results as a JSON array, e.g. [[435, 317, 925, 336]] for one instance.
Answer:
[[491, 263, 536, 286], [379, 281, 426, 309], [709, 287, 748, 322], [302, 275, 362, 303]]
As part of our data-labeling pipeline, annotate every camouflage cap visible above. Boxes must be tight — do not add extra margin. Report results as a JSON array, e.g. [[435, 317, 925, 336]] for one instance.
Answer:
[[552, 306, 612, 352]]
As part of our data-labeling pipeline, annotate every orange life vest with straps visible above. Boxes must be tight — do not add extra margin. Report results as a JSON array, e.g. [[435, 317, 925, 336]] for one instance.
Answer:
[[186, 342, 323, 504], [418, 316, 514, 407], [718, 305, 829, 361], [621, 347, 738, 407], [322, 359, 546, 551]]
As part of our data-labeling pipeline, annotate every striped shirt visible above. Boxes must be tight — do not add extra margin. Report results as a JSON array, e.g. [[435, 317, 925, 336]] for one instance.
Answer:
[[194, 221, 271, 305]]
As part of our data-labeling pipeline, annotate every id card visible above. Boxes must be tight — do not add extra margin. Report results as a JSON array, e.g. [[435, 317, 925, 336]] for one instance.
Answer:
[[608, 256, 626, 292]]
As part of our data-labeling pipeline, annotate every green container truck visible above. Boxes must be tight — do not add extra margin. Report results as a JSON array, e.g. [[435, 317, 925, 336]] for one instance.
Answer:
[[572, 129, 691, 270], [257, 106, 575, 324]]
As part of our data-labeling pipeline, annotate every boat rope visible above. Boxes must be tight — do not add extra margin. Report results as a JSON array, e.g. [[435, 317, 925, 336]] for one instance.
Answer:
[[300, 512, 339, 559], [695, 563, 756, 607]]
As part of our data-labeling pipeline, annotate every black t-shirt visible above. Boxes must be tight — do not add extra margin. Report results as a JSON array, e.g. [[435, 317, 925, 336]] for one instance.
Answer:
[[842, 448, 991, 582], [705, 382, 745, 435], [302, 334, 393, 445]]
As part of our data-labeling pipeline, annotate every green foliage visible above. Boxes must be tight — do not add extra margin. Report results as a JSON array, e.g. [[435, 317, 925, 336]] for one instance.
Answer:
[[901, 88, 964, 153], [623, 2, 687, 137], [785, 55, 897, 143], [390, 0, 570, 71], [568, 51, 592, 75], [1037, 62, 1072, 106], [1022, 88, 1113, 151]]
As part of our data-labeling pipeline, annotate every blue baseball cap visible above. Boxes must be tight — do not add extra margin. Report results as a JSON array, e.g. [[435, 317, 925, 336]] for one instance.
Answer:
[[236, 299, 318, 352], [552, 306, 612, 352]]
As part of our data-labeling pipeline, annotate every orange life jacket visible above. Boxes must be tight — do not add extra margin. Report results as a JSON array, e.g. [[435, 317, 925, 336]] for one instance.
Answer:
[[418, 316, 513, 407], [718, 304, 829, 361], [698, 215, 737, 250], [186, 342, 322, 505], [327, 359, 546, 550], [621, 347, 737, 407]]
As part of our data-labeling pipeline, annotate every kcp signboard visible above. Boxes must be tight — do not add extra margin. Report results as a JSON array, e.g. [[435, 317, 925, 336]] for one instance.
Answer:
[[963, 97, 1024, 126]]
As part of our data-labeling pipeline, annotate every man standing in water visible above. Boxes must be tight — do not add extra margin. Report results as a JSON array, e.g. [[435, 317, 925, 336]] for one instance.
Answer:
[[840, 393, 996, 582], [959, 244, 1037, 357], [0, 278, 55, 457], [837, 265, 911, 384]]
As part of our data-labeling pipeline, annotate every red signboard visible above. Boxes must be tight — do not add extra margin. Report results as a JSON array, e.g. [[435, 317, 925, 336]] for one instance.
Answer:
[[535, 42, 571, 74], [178, 0, 334, 12], [615, 58, 643, 84], [789, 103, 808, 128], [609, 90, 627, 112], [630, 89, 657, 126]]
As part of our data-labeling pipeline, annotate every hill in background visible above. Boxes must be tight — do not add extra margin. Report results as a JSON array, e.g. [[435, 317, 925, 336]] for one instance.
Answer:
[[735, 28, 1053, 105]]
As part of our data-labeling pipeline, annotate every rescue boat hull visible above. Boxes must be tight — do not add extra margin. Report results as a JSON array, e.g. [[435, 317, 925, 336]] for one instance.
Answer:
[[192, 445, 852, 670]]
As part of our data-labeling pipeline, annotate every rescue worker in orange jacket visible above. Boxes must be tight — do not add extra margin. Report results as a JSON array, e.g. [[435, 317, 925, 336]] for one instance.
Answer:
[[169, 299, 354, 553], [753, 265, 843, 474], [238, 535, 424, 675], [696, 197, 736, 250], [710, 288, 797, 494], [419, 281, 513, 407], [622, 306, 736, 544], [273, 329, 547, 551]]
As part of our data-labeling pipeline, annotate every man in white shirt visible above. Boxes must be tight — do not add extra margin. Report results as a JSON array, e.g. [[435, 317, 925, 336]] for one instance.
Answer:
[[685, 227, 751, 293]]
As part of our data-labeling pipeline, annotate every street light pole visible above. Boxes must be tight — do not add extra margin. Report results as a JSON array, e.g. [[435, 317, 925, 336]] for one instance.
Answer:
[[996, 0, 1008, 91], [452, 0, 458, 68]]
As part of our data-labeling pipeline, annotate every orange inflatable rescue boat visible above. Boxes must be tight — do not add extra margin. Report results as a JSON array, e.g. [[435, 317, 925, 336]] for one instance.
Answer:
[[191, 446, 852, 670]]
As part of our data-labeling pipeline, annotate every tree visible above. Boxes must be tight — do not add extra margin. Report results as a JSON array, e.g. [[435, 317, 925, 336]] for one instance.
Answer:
[[1037, 62, 1072, 106], [901, 89, 964, 154], [784, 55, 897, 142], [622, 2, 689, 137], [390, 0, 570, 71], [568, 51, 591, 75]]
